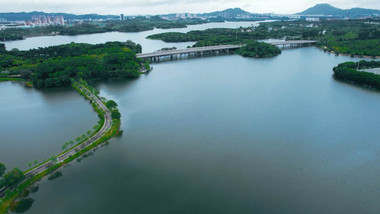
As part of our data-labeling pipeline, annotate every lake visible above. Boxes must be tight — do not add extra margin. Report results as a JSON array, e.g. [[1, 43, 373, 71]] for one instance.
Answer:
[[1, 22, 380, 214]]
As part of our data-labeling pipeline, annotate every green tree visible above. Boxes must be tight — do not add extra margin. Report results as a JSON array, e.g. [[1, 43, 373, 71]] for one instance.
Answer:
[[3, 168, 24, 188], [87, 130, 92, 136], [92, 124, 100, 130], [0, 163, 5, 177], [76, 137, 81, 143], [111, 109, 121, 120], [0, 44, 6, 54], [49, 155, 58, 163], [106, 100, 118, 109], [62, 142, 68, 150]]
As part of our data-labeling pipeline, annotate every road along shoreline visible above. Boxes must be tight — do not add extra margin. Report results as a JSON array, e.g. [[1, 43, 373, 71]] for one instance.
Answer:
[[0, 80, 121, 213]]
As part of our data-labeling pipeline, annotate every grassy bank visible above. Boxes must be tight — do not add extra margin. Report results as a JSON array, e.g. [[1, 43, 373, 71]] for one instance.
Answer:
[[0, 78, 23, 82]]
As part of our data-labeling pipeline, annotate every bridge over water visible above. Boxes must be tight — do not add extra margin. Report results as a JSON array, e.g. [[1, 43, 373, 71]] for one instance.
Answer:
[[136, 40, 317, 61]]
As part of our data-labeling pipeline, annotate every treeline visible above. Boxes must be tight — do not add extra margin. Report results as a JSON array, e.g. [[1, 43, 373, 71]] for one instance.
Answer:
[[147, 27, 269, 44], [0, 17, 208, 41], [0, 41, 145, 88], [0, 163, 24, 190], [235, 42, 281, 58], [333, 61, 380, 89], [262, 20, 380, 57], [148, 19, 380, 57]]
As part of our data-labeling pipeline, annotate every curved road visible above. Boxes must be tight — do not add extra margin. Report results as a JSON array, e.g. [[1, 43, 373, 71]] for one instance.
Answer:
[[0, 83, 112, 198]]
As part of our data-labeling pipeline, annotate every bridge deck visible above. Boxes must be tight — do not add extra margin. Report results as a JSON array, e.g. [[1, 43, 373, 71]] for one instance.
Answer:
[[137, 45, 242, 58], [136, 40, 317, 59]]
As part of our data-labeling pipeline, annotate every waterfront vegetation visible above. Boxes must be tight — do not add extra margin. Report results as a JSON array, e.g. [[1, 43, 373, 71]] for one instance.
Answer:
[[333, 61, 380, 89], [0, 79, 122, 213], [0, 16, 208, 41], [0, 41, 146, 88], [147, 19, 380, 57], [235, 41, 281, 58], [1, 17, 380, 213]]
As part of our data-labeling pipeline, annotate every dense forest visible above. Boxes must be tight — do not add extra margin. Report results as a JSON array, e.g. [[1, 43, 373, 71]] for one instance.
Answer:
[[0, 41, 145, 88], [147, 19, 380, 57], [333, 61, 380, 89], [0, 16, 208, 41], [235, 42, 281, 58]]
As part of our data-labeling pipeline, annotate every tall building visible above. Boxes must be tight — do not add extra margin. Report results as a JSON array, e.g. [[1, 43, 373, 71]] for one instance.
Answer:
[[120, 14, 125, 21], [30, 15, 65, 27]]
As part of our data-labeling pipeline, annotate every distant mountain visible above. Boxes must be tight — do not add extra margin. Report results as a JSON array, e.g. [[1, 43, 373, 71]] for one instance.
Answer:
[[0, 11, 118, 21], [297, 3, 380, 17], [200, 8, 254, 18], [160, 8, 260, 20]]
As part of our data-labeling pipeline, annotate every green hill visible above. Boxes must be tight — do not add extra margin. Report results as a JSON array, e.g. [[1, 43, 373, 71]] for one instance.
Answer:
[[297, 3, 380, 17]]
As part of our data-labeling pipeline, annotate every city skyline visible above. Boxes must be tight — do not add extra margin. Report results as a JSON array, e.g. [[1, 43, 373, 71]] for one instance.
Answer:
[[0, 0, 379, 16]]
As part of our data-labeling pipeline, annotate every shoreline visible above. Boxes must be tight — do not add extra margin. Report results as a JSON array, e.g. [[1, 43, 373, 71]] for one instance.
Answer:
[[319, 46, 380, 59], [0, 80, 121, 213]]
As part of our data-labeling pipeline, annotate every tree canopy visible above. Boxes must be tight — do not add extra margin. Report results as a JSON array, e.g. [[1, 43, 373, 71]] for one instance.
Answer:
[[235, 42, 281, 58], [0, 163, 5, 177], [0, 41, 144, 88], [2, 168, 25, 188], [106, 100, 118, 109], [333, 61, 380, 89]]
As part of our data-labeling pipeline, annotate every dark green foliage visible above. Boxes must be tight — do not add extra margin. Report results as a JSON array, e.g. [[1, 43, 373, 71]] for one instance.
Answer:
[[0, 30, 23, 41], [106, 100, 118, 109], [111, 109, 121, 120], [235, 42, 281, 58], [0, 17, 208, 41], [144, 61, 151, 71], [148, 19, 380, 57], [302, 29, 320, 38], [333, 61, 380, 89], [0, 163, 5, 177], [0, 41, 143, 88], [11, 197, 34, 213], [2, 168, 25, 188], [0, 43, 5, 53], [148, 28, 269, 44]]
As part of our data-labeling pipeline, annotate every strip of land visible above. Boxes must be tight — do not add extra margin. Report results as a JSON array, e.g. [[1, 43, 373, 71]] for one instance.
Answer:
[[0, 81, 119, 212]]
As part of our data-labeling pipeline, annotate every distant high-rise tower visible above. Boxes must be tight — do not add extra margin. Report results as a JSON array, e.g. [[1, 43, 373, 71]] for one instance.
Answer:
[[120, 14, 125, 21]]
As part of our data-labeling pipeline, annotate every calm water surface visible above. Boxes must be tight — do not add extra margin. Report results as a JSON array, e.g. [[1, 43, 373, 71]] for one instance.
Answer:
[[19, 47, 380, 214], [2, 21, 263, 52], [0, 83, 97, 170]]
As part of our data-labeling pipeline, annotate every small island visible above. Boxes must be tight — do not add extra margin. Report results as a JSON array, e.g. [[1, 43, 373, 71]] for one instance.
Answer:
[[0, 41, 149, 87], [235, 41, 281, 58], [333, 60, 380, 89]]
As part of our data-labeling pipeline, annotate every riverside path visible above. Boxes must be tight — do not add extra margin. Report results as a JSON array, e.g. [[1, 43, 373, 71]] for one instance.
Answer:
[[0, 83, 112, 198]]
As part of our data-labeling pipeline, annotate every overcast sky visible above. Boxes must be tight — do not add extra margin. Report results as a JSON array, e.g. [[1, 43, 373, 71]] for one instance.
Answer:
[[0, 0, 379, 15]]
